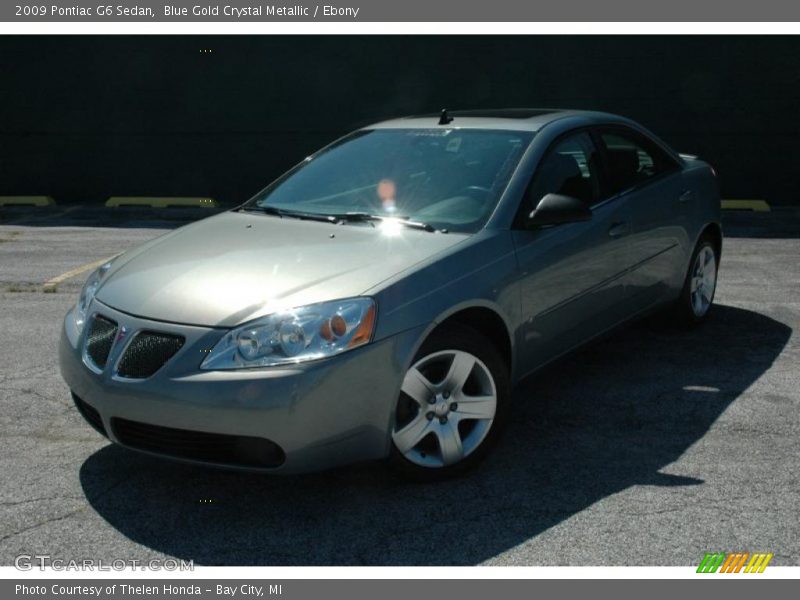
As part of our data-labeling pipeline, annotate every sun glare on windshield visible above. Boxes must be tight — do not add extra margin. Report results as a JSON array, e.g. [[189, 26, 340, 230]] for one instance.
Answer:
[[248, 129, 534, 233]]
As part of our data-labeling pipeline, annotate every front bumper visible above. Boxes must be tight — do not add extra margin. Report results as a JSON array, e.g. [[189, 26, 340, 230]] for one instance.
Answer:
[[60, 299, 425, 473]]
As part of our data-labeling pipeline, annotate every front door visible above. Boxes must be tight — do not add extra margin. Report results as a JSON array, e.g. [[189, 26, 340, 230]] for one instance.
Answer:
[[512, 131, 633, 376]]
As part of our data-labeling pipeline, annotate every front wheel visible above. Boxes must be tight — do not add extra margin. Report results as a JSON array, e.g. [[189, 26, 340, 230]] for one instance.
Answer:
[[389, 324, 509, 480]]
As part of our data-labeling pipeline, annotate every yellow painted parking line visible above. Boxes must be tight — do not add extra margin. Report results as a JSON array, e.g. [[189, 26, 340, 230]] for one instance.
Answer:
[[105, 196, 218, 208], [0, 196, 56, 206], [721, 199, 770, 212], [42, 254, 119, 291]]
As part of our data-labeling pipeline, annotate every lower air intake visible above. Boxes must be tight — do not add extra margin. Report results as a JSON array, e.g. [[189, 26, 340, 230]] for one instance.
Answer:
[[71, 392, 108, 438], [111, 418, 286, 468]]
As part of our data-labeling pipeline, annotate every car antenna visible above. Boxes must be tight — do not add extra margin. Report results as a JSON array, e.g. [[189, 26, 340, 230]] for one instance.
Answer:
[[438, 108, 454, 125]]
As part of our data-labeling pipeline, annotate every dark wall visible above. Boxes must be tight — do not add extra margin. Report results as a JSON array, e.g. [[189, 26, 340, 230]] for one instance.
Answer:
[[1, 36, 799, 206]]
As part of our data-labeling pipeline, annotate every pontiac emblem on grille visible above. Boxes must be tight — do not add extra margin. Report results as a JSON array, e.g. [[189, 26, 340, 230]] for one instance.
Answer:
[[116, 326, 128, 342]]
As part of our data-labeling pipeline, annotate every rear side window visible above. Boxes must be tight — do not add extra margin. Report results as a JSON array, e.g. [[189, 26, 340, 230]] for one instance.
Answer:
[[599, 128, 679, 196]]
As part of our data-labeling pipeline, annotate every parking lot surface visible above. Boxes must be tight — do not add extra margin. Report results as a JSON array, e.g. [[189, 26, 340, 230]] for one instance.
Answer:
[[0, 208, 798, 566]]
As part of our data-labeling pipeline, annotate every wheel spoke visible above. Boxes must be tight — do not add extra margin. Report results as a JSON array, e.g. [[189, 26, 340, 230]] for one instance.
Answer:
[[453, 395, 496, 420], [703, 248, 713, 269], [444, 352, 475, 393], [704, 269, 716, 289], [393, 413, 433, 453], [436, 422, 464, 466], [401, 367, 434, 406], [693, 292, 703, 314], [700, 286, 712, 303]]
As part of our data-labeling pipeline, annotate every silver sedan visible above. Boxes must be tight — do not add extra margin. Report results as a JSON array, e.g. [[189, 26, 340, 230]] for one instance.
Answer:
[[60, 109, 721, 479]]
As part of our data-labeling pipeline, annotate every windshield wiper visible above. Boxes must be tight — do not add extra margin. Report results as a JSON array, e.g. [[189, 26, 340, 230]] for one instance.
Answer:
[[239, 207, 438, 232], [239, 205, 337, 224], [334, 212, 437, 232]]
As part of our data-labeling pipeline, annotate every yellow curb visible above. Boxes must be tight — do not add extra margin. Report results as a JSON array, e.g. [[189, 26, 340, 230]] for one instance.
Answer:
[[0, 196, 56, 207], [721, 199, 770, 212], [105, 196, 218, 208]]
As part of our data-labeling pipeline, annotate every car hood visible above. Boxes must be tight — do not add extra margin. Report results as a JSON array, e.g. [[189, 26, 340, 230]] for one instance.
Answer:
[[96, 211, 467, 327]]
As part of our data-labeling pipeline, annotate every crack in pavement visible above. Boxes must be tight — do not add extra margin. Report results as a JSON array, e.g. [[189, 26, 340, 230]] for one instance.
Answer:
[[0, 476, 129, 545], [0, 495, 85, 507], [0, 506, 89, 544]]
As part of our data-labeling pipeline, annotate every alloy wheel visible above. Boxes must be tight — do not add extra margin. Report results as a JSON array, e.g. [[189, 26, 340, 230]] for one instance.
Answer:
[[690, 245, 717, 317], [392, 349, 497, 468]]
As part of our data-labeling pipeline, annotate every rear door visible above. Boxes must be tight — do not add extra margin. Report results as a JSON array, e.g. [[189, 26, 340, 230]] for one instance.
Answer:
[[512, 130, 634, 375], [595, 127, 687, 309]]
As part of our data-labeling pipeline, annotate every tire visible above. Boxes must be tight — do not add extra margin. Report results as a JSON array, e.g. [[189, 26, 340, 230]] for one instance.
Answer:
[[388, 323, 510, 481], [674, 235, 719, 326]]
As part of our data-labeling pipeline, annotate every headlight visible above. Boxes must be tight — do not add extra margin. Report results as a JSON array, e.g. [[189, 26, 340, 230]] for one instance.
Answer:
[[73, 261, 114, 334], [201, 297, 377, 369]]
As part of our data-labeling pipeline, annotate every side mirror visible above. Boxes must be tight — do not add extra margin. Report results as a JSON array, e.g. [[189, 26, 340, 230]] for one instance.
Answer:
[[527, 193, 592, 227]]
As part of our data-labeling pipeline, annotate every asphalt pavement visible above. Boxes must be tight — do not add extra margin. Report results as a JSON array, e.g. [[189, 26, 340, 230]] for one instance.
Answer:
[[0, 207, 797, 566]]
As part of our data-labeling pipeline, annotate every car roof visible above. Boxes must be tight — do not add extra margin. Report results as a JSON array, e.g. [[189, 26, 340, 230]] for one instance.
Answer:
[[365, 108, 626, 132]]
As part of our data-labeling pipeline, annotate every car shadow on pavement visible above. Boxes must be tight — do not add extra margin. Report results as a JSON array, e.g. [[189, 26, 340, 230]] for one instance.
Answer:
[[79, 304, 791, 565]]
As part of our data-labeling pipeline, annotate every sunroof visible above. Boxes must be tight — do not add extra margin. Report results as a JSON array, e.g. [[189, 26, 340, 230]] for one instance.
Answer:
[[417, 108, 560, 120]]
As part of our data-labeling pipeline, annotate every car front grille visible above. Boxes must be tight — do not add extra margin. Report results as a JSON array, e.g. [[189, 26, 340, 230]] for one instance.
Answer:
[[71, 392, 108, 438], [116, 331, 185, 379], [111, 418, 286, 468], [85, 315, 118, 369]]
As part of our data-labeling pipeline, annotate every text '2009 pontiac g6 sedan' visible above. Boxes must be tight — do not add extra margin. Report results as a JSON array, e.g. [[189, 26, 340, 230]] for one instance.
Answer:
[[60, 109, 721, 479]]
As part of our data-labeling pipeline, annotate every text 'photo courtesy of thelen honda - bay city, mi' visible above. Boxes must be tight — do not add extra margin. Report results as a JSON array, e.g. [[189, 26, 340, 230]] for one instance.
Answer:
[[60, 109, 721, 479]]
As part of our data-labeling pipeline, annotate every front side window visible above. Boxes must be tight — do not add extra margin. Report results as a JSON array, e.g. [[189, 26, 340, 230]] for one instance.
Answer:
[[524, 131, 601, 213], [599, 128, 679, 195], [246, 128, 534, 233]]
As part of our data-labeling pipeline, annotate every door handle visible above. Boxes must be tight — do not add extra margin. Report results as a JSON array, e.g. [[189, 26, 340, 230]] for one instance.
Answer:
[[608, 221, 629, 238], [679, 190, 694, 203]]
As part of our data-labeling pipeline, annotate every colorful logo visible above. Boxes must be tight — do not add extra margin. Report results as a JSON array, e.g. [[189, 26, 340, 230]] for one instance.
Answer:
[[697, 552, 773, 573]]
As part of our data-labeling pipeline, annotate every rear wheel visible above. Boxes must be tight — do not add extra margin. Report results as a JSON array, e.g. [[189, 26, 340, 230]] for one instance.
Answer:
[[389, 324, 509, 480], [675, 236, 719, 325]]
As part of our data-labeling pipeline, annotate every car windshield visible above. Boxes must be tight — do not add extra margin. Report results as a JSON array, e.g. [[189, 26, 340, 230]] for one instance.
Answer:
[[245, 128, 534, 232]]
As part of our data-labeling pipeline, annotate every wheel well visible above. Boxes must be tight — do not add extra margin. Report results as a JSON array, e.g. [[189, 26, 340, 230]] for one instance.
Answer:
[[701, 222, 723, 260], [433, 307, 512, 373]]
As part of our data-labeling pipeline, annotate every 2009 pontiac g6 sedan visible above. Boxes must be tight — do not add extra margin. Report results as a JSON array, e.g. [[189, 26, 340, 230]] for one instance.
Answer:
[[60, 109, 721, 478]]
